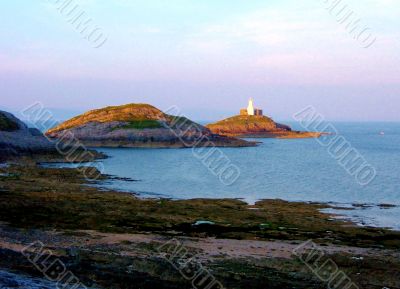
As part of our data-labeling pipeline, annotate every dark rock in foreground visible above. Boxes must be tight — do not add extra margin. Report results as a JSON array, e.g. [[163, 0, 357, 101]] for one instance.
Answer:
[[46, 104, 256, 148]]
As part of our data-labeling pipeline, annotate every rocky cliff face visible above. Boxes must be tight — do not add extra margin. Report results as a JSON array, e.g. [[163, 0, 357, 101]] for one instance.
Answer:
[[0, 111, 55, 159], [46, 104, 256, 148], [206, 115, 321, 139]]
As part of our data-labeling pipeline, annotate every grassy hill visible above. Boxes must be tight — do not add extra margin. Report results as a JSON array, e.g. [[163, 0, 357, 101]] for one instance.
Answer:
[[206, 115, 280, 136], [206, 114, 321, 139], [47, 104, 168, 133]]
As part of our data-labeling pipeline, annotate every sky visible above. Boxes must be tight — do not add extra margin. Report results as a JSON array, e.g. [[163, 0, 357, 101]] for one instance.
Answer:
[[0, 0, 399, 121]]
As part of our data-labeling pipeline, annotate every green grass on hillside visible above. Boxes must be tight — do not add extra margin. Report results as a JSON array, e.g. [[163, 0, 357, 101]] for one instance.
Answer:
[[0, 113, 19, 131], [117, 120, 163, 130], [208, 115, 275, 126], [166, 115, 198, 129]]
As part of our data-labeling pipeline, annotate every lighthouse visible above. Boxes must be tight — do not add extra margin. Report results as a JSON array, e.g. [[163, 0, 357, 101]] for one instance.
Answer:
[[247, 98, 255, 115], [240, 99, 263, 116]]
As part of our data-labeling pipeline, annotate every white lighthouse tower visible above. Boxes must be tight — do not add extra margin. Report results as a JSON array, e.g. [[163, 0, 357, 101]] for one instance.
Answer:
[[247, 98, 255, 116], [240, 98, 263, 116]]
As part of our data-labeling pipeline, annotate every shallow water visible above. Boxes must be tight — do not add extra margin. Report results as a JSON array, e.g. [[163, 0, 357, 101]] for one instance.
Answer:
[[0, 269, 56, 289], [49, 122, 400, 230]]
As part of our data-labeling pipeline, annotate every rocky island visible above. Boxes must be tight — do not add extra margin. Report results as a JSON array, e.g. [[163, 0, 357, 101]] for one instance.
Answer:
[[206, 99, 322, 139], [46, 103, 256, 148]]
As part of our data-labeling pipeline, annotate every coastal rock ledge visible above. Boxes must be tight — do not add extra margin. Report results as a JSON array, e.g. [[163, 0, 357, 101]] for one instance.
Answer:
[[46, 104, 256, 148], [206, 115, 322, 139], [0, 110, 55, 159]]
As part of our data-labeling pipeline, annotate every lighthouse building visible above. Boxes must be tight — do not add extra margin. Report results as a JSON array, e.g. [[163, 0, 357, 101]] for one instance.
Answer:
[[240, 99, 263, 116]]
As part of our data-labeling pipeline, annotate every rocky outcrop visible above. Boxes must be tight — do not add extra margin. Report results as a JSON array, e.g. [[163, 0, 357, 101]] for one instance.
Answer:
[[46, 104, 256, 148], [0, 111, 56, 159], [206, 115, 322, 139]]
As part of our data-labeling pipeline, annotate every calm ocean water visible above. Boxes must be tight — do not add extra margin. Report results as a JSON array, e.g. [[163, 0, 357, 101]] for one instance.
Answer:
[[50, 122, 400, 230]]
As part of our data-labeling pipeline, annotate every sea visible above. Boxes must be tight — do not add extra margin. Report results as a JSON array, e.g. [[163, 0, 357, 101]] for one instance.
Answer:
[[46, 122, 400, 230], [0, 269, 60, 289]]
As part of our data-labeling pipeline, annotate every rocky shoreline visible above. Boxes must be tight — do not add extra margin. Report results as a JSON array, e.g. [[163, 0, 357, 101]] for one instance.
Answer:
[[0, 161, 399, 288], [47, 134, 257, 148], [1, 223, 399, 289], [230, 131, 323, 139], [0, 111, 56, 161]]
